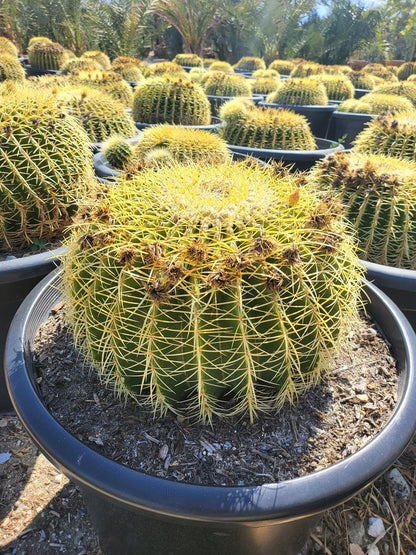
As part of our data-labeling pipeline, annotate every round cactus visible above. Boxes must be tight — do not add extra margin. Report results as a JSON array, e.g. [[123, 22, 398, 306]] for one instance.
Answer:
[[373, 81, 416, 106], [309, 151, 416, 269], [338, 92, 413, 114], [62, 161, 362, 422], [290, 62, 325, 78], [143, 61, 187, 79], [25, 74, 71, 89], [362, 63, 386, 74], [28, 36, 51, 47], [70, 70, 134, 107], [323, 65, 352, 75], [28, 41, 68, 70], [81, 50, 111, 70], [234, 56, 266, 72], [0, 37, 18, 57], [60, 57, 102, 75], [268, 59, 295, 75], [0, 90, 94, 249], [203, 72, 252, 97], [112, 56, 143, 70], [353, 112, 416, 161], [0, 53, 25, 82], [102, 136, 133, 169], [219, 99, 317, 151], [266, 77, 328, 106], [173, 53, 203, 68], [52, 87, 137, 144], [347, 71, 376, 90], [368, 68, 398, 82], [188, 67, 207, 83], [208, 61, 234, 74], [113, 64, 144, 82], [397, 62, 416, 81], [251, 75, 280, 95], [132, 76, 211, 125], [125, 124, 231, 173], [312, 74, 354, 101]]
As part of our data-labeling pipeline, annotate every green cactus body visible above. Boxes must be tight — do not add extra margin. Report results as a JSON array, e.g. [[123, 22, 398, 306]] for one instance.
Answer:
[[0, 53, 25, 82], [173, 53, 203, 68], [60, 57, 102, 75], [323, 65, 352, 75], [252, 76, 280, 95], [203, 72, 252, 97], [353, 113, 416, 161], [310, 151, 416, 268], [102, 136, 133, 169], [125, 124, 230, 173], [208, 61, 234, 74], [0, 91, 94, 249], [143, 61, 187, 79], [81, 51, 111, 70], [28, 36, 51, 47], [0, 38, 18, 57], [28, 41, 68, 70], [189, 67, 207, 83], [266, 77, 328, 106], [113, 64, 144, 82], [132, 76, 211, 125], [290, 62, 325, 78], [268, 59, 295, 75], [112, 56, 143, 70], [234, 57, 266, 72], [312, 74, 354, 101], [70, 70, 134, 107], [348, 71, 376, 90], [53, 87, 137, 143], [25, 74, 71, 89], [397, 62, 416, 81], [372, 82, 416, 106], [368, 69, 398, 82], [63, 162, 362, 421], [220, 100, 317, 150], [362, 63, 386, 73], [341, 92, 413, 114]]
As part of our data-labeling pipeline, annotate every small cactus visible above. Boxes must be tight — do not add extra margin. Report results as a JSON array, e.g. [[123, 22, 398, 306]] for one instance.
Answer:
[[0, 37, 18, 57], [268, 59, 295, 75], [143, 61, 187, 79], [188, 67, 206, 83], [309, 150, 416, 268], [53, 87, 137, 144], [347, 71, 376, 90], [366, 67, 398, 82], [397, 62, 416, 81], [0, 90, 94, 249], [233, 56, 266, 72], [70, 70, 134, 107], [28, 36, 51, 47], [60, 57, 102, 75], [290, 62, 325, 78], [125, 124, 231, 173], [173, 53, 203, 68], [208, 61, 234, 74], [353, 112, 416, 161], [62, 161, 362, 422], [338, 92, 413, 114], [132, 76, 211, 125], [81, 50, 111, 70], [102, 136, 133, 169], [28, 40, 68, 70], [251, 76, 280, 95], [266, 77, 328, 105], [113, 64, 144, 82], [312, 74, 354, 101], [112, 56, 143, 70], [219, 99, 317, 151], [373, 81, 416, 107], [203, 71, 252, 97], [0, 53, 25, 82]]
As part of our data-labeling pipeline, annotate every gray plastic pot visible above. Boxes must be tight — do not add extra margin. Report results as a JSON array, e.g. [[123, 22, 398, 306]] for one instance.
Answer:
[[4, 270, 416, 554], [327, 111, 375, 149], [135, 118, 221, 132]]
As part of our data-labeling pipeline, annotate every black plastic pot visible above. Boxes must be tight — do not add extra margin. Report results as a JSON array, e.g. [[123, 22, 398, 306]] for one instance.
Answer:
[[258, 101, 336, 139], [24, 66, 61, 77], [327, 111, 375, 149], [5, 270, 416, 555], [226, 138, 343, 171], [207, 95, 263, 117], [363, 260, 416, 330], [135, 118, 222, 133], [355, 88, 371, 99], [0, 247, 65, 413]]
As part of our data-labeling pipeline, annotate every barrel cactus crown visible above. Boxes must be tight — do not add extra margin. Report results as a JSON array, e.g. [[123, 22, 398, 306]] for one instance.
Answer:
[[189, 67, 206, 83], [70, 70, 134, 107], [143, 61, 187, 79], [312, 74, 354, 101], [53, 87, 137, 144], [62, 161, 362, 422], [203, 71, 252, 97], [309, 151, 416, 269], [353, 113, 416, 161], [0, 53, 25, 82], [251, 76, 280, 95], [366, 67, 398, 82], [348, 71, 376, 90], [28, 40, 68, 70], [81, 50, 111, 70], [219, 99, 317, 151], [397, 62, 416, 81], [0, 90, 94, 249], [28, 36, 51, 47], [173, 53, 203, 68], [102, 136, 133, 170], [60, 57, 102, 75], [268, 59, 295, 75], [0, 37, 18, 57], [125, 125, 231, 174], [113, 64, 144, 82], [234, 56, 266, 72], [133, 76, 211, 125], [208, 61, 234, 74], [338, 92, 413, 114], [373, 81, 416, 107], [323, 65, 352, 75], [266, 77, 328, 105], [290, 62, 325, 78]]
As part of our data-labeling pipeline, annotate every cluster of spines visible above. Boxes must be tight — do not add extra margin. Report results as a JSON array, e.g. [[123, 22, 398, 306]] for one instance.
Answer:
[[208, 61, 234, 74], [338, 93, 413, 114], [28, 41, 68, 70], [143, 61, 187, 79], [397, 62, 416, 81], [203, 72, 252, 97], [0, 37, 18, 57], [69, 70, 134, 107], [268, 59, 295, 75], [312, 74, 354, 101], [173, 53, 203, 68], [347, 71, 376, 90], [0, 53, 25, 82], [81, 51, 111, 70], [233, 57, 266, 71], [266, 77, 328, 106], [372, 81, 416, 107], [102, 136, 133, 169]]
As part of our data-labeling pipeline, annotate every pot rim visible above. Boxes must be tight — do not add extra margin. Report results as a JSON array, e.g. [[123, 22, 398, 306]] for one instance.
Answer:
[[363, 259, 416, 291], [5, 269, 416, 524], [259, 101, 337, 111], [0, 246, 66, 284], [226, 138, 343, 160]]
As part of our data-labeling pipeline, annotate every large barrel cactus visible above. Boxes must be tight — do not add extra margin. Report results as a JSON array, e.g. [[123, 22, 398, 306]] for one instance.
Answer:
[[28, 41, 68, 70], [338, 93, 413, 114], [268, 59, 295, 75], [0, 90, 94, 249], [133, 76, 211, 125], [173, 53, 203, 68], [372, 81, 416, 106], [62, 162, 362, 422], [234, 56, 266, 72], [310, 151, 416, 269], [266, 77, 328, 105], [220, 99, 317, 150], [397, 61, 416, 81], [348, 71, 376, 90], [203, 71, 252, 97], [312, 74, 354, 101]]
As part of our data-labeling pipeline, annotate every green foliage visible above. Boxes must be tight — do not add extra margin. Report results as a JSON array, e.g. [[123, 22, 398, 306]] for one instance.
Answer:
[[28, 40, 68, 70], [172, 53, 203, 67], [0, 53, 25, 81], [0, 90, 94, 249], [397, 61, 416, 81], [133, 76, 211, 125], [53, 87, 137, 143], [0, 37, 18, 56], [220, 99, 317, 150], [353, 112, 416, 161], [310, 151, 416, 268], [125, 124, 230, 173], [268, 59, 295, 75], [203, 71, 252, 97], [312, 74, 354, 101], [348, 71, 376, 90], [266, 77, 328, 105], [62, 161, 362, 421], [102, 135, 133, 169], [233, 56, 266, 71]]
